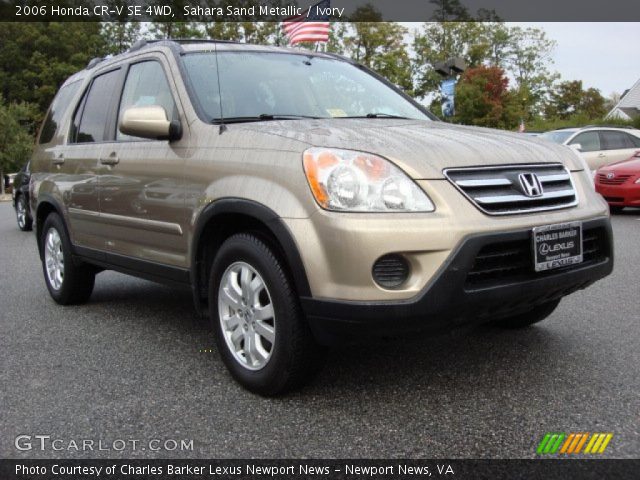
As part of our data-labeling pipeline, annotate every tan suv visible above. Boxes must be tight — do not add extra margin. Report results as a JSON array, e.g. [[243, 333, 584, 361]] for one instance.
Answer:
[[30, 40, 613, 395]]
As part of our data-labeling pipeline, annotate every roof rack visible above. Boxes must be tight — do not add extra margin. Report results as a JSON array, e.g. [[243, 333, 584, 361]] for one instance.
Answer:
[[86, 57, 104, 70], [128, 38, 242, 53]]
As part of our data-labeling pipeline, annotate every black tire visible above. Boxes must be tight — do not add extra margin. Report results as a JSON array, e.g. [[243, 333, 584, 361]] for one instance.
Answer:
[[40, 212, 95, 305], [15, 194, 33, 231], [609, 205, 624, 214], [209, 233, 325, 396], [490, 299, 561, 329]]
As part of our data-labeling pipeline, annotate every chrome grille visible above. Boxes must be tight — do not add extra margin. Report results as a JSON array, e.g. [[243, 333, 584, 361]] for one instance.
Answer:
[[597, 173, 632, 185], [444, 164, 578, 215]]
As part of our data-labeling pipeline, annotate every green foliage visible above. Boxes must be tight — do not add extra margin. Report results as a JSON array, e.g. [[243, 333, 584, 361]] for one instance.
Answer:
[[413, 22, 557, 117], [544, 80, 607, 120], [452, 65, 518, 129], [340, 5, 413, 93], [526, 114, 638, 133], [0, 23, 108, 119], [0, 101, 36, 176]]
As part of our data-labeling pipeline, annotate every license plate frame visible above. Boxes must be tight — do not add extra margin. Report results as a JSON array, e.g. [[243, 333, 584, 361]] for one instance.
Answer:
[[532, 222, 583, 272]]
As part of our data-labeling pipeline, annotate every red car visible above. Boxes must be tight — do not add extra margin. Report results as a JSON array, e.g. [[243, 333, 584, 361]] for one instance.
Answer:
[[595, 150, 640, 213]]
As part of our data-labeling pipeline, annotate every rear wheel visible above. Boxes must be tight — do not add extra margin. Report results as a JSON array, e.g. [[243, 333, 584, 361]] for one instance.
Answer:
[[41, 213, 96, 305], [490, 299, 561, 329], [16, 195, 32, 231], [209, 233, 325, 395]]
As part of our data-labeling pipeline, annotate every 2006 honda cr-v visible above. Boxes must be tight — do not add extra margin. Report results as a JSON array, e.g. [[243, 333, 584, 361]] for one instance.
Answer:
[[30, 40, 613, 395]]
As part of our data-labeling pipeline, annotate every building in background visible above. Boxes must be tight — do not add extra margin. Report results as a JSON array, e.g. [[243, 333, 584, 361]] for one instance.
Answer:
[[606, 77, 640, 120]]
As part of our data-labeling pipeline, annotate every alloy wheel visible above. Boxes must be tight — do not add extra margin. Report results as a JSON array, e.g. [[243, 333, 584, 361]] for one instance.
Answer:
[[218, 261, 276, 370], [44, 228, 64, 290]]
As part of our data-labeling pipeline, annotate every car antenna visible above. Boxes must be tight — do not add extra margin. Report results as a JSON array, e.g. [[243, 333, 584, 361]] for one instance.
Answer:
[[214, 40, 227, 134]]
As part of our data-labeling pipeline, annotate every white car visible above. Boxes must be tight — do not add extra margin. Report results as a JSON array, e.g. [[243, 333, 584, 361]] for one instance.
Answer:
[[541, 126, 640, 172]]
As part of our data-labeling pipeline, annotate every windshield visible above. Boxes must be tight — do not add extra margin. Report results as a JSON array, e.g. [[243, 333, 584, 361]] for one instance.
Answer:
[[182, 51, 432, 122], [540, 131, 575, 144]]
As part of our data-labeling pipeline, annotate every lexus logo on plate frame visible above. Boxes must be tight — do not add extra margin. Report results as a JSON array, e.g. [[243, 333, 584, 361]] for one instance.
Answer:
[[518, 172, 544, 197]]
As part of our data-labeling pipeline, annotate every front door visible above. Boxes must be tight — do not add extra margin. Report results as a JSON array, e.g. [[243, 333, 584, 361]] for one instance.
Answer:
[[98, 56, 189, 269]]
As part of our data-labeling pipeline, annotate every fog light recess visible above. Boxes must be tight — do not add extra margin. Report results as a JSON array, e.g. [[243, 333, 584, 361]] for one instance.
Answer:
[[372, 254, 410, 288]]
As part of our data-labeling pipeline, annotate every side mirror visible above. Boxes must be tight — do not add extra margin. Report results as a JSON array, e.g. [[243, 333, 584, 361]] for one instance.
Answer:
[[568, 143, 582, 152], [119, 105, 181, 141]]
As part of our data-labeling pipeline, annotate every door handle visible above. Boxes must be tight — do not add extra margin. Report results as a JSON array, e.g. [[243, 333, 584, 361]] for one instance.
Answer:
[[52, 154, 65, 165], [100, 153, 120, 166], [598, 153, 606, 158]]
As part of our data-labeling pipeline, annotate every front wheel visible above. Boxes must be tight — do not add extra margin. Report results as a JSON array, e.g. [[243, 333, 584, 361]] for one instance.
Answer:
[[490, 299, 561, 329], [209, 233, 325, 395], [16, 195, 32, 231], [41, 213, 96, 305]]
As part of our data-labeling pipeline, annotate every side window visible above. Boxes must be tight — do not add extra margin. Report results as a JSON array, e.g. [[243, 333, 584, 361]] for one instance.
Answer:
[[600, 131, 635, 150], [629, 134, 640, 148], [72, 69, 121, 143], [572, 132, 600, 152], [117, 61, 176, 141], [38, 81, 81, 144]]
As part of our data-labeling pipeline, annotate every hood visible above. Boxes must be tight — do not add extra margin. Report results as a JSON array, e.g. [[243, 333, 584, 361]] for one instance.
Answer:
[[599, 153, 640, 173], [237, 119, 584, 179]]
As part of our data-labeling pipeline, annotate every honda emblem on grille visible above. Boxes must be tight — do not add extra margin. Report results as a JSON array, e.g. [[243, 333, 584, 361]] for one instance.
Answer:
[[606, 172, 615, 179], [518, 173, 544, 197]]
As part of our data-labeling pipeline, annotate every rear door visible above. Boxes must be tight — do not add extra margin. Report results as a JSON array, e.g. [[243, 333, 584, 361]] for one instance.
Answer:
[[97, 54, 189, 269], [63, 68, 123, 251], [599, 130, 640, 165]]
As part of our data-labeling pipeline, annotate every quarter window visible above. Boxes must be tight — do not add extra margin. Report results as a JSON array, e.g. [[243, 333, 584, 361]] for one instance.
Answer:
[[629, 134, 640, 148], [72, 69, 121, 143], [117, 61, 176, 141], [39, 81, 81, 144]]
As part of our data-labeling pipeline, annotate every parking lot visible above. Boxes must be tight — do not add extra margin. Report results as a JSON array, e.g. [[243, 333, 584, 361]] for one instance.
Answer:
[[0, 202, 638, 459]]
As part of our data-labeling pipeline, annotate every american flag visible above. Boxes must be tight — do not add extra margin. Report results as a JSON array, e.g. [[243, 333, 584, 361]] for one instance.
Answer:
[[282, 0, 331, 45]]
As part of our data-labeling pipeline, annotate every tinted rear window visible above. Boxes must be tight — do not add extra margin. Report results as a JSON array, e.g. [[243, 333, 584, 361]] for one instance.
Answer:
[[600, 131, 636, 150], [73, 69, 121, 143], [38, 81, 81, 144]]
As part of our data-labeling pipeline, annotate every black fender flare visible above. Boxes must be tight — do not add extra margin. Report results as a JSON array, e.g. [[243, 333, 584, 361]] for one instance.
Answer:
[[190, 198, 312, 313], [34, 194, 70, 260]]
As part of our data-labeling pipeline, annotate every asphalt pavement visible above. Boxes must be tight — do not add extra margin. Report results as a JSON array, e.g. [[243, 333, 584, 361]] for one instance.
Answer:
[[0, 202, 638, 459]]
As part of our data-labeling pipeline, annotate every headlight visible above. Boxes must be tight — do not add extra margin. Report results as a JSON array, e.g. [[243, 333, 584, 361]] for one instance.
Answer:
[[635, 178, 640, 184], [303, 148, 435, 212]]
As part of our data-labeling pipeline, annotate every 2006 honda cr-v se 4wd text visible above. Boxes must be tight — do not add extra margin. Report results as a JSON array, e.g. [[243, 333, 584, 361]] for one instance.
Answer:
[[30, 40, 613, 395]]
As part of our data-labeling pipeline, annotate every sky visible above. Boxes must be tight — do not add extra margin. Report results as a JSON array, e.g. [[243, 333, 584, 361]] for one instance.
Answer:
[[402, 22, 640, 99], [518, 23, 640, 97]]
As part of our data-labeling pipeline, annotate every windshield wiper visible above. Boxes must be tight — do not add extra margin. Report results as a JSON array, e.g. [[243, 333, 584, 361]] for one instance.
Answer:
[[212, 114, 320, 124], [336, 113, 411, 119]]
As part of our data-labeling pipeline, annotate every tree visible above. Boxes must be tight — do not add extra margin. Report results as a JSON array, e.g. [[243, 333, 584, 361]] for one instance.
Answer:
[[0, 102, 36, 194], [100, 0, 142, 55], [413, 22, 557, 117], [341, 5, 413, 92], [545, 80, 606, 120], [505, 26, 558, 117], [0, 23, 108, 119], [453, 65, 518, 129], [413, 22, 495, 98]]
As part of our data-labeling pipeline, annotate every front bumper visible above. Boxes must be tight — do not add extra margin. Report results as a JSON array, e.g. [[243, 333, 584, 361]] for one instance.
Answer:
[[301, 217, 613, 345], [596, 182, 640, 207]]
